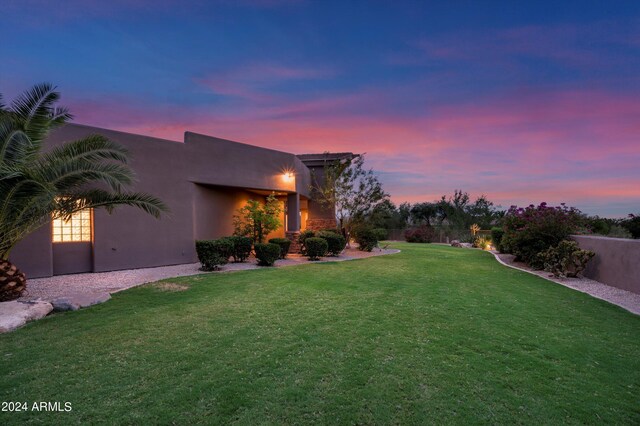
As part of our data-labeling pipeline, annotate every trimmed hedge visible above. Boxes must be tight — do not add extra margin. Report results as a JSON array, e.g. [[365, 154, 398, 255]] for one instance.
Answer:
[[354, 228, 379, 252], [268, 238, 291, 259], [305, 237, 328, 260], [254, 243, 280, 266], [298, 229, 316, 255], [222, 236, 253, 262], [195, 239, 233, 270], [317, 231, 346, 256]]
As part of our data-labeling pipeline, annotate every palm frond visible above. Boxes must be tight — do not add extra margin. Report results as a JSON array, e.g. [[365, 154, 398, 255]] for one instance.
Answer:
[[39, 135, 130, 165], [9, 83, 69, 143], [33, 158, 135, 192], [66, 189, 168, 219]]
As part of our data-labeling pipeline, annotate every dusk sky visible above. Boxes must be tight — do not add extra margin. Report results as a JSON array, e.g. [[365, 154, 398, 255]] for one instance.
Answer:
[[2, 0, 639, 217]]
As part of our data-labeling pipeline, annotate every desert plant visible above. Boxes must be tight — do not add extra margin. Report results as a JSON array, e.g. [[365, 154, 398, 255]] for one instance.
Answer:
[[317, 231, 346, 256], [221, 236, 252, 262], [233, 194, 282, 243], [305, 237, 328, 260], [268, 237, 291, 259], [298, 229, 316, 255], [501, 203, 586, 269], [490, 227, 505, 252], [404, 224, 435, 243], [538, 240, 595, 278], [195, 239, 233, 271], [0, 84, 166, 301], [254, 243, 281, 266], [472, 236, 493, 250]]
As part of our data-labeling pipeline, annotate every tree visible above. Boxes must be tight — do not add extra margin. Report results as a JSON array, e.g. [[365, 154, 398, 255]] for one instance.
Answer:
[[233, 193, 283, 243], [313, 154, 388, 244], [0, 83, 167, 301]]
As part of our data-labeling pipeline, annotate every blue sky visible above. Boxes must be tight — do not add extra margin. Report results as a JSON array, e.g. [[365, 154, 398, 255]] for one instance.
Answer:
[[2, 0, 639, 216]]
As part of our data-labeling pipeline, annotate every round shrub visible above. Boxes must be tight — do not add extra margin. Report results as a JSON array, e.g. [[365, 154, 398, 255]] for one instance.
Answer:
[[404, 225, 435, 243], [305, 237, 328, 260], [317, 231, 346, 256], [268, 237, 291, 259], [195, 239, 233, 271], [298, 229, 316, 254], [223, 236, 252, 262], [352, 227, 378, 252], [254, 243, 281, 266], [373, 228, 389, 241]]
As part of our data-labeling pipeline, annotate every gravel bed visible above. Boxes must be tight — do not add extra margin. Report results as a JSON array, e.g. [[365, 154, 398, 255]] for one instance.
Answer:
[[20, 248, 400, 302], [493, 252, 640, 315]]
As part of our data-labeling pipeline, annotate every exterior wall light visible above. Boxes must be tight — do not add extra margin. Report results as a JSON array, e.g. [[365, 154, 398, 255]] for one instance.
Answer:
[[283, 171, 294, 182]]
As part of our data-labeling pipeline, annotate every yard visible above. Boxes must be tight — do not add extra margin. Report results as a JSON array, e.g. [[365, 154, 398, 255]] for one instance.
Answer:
[[1, 243, 639, 424]]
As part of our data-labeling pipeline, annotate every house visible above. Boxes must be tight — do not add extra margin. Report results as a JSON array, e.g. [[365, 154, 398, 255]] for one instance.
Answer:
[[10, 124, 351, 278]]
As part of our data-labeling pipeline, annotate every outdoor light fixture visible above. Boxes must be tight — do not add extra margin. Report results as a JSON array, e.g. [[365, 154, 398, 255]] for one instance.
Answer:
[[283, 170, 295, 182]]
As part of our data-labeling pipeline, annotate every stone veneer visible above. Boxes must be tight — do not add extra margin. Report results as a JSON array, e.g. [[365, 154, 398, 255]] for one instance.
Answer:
[[285, 231, 302, 253], [305, 218, 337, 231]]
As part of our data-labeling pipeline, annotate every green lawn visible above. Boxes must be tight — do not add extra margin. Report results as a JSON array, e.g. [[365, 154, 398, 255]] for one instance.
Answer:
[[1, 243, 639, 425]]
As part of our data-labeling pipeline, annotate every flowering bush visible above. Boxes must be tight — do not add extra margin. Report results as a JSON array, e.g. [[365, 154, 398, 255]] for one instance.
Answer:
[[404, 224, 435, 243], [501, 203, 586, 269], [538, 240, 595, 278]]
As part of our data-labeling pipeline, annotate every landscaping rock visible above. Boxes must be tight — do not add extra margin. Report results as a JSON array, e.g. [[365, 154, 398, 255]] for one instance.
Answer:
[[451, 240, 462, 247], [0, 300, 53, 333], [460, 243, 473, 248], [51, 292, 111, 312]]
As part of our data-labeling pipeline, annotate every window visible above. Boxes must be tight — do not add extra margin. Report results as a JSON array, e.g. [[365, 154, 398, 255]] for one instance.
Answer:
[[52, 209, 92, 243]]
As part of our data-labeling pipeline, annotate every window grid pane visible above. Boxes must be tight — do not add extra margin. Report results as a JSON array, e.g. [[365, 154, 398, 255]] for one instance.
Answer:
[[52, 209, 92, 243]]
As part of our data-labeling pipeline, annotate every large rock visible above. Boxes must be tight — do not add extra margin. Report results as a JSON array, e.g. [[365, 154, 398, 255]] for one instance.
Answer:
[[51, 292, 111, 312], [0, 300, 53, 333]]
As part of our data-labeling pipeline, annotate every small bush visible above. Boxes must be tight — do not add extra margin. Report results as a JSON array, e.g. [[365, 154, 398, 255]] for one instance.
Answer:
[[607, 225, 633, 239], [195, 239, 233, 270], [317, 231, 346, 256], [298, 229, 316, 254], [354, 228, 379, 252], [404, 225, 435, 243], [490, 227, 504, 252], [305, 237, 328, 260], [221, 236, 252, 262], [472, 236, 493, 250], [254, 243, 281, 266], [268, 238, 291, 259], [538, 240, 595, 278], [373, 228, 389, 241]]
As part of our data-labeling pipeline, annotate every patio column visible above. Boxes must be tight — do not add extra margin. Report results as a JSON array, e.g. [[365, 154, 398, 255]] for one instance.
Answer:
[[285, 193, 301, 253], [286, 193, 300, 232]]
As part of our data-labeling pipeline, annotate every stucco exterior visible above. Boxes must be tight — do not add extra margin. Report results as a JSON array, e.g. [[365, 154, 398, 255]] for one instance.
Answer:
[[572, 235, 640, 294], [10, 124, 343, 278]]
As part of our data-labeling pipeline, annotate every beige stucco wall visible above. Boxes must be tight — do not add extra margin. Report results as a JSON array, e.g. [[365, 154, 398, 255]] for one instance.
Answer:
[[572, 235, 640, 294]]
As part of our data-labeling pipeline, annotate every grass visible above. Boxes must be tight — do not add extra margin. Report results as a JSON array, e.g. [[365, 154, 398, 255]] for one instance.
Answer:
[[1, 242, 639, 425]]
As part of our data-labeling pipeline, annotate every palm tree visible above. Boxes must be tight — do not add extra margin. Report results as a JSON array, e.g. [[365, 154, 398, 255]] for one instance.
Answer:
[[0, 83, 167, 301]]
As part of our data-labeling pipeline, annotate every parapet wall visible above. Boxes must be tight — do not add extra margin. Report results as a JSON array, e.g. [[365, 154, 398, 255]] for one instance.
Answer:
[[572, 235, 640, 294]]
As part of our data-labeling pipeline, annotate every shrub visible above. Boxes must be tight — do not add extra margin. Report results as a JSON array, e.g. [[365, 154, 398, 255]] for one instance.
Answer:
[[622, 214, 640, 239], [404, 225, 435, 243], [298, 229, 316, 254], [472, 236, 492, 250], [317, 231, 346, 256], [268, 237, 291, 259], [501, 203, 586, 269], [373, 228, 389, 241], [254, 243, 281, 266], [491, 227, 505, 252], [221, 236, 252, 262], [195, 239, 233, 271], [305, 237, 328, 260], [607, 225, 633, 239], [353, 227, 379, 252], [538, 240, 595, 278]]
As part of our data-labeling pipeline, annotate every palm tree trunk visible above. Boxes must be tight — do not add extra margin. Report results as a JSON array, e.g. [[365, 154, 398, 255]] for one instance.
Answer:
[[0, 259, 27, 301]]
